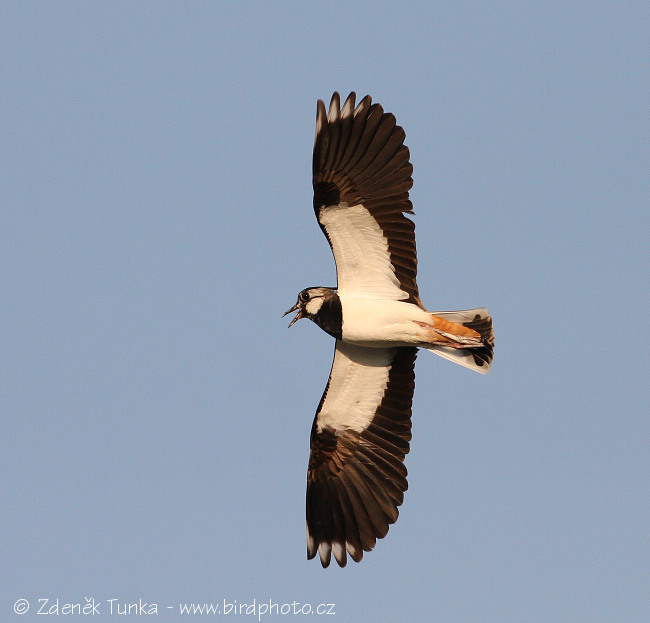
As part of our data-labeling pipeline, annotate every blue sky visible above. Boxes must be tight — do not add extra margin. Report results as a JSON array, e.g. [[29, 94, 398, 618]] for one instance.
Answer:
[[2, 2, 648, 621]]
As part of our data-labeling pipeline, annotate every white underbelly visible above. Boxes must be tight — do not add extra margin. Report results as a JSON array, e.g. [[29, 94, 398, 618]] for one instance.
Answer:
[[339, 296, 433, 347]]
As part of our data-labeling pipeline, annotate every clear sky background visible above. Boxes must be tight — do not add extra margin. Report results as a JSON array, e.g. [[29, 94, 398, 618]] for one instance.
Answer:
[[2, 2, 648, 621]]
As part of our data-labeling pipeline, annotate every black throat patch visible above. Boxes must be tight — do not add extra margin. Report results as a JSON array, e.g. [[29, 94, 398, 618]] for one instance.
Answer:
[[312, 292, 343, 340]]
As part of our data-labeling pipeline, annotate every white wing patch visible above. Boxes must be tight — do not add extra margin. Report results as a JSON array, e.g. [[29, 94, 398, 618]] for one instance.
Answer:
[[319, 205, 408, 300], [317, 341, 395, 435]]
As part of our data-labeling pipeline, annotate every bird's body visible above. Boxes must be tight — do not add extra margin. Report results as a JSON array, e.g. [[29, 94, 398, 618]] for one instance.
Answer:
[[285, 92, 494, 567], [301, 287, 484, 350]]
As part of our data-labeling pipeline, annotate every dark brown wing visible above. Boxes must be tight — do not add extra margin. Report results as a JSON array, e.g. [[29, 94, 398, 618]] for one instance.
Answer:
[[312, 92, 422, 306], [306, 341, 418, 567]]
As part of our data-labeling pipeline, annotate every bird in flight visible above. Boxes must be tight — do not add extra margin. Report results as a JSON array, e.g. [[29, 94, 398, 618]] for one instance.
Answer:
[[284, 92, 494, 567]]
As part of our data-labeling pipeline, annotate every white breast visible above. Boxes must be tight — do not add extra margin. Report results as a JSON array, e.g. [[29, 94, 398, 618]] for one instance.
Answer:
[[339, 296, 433, 347]]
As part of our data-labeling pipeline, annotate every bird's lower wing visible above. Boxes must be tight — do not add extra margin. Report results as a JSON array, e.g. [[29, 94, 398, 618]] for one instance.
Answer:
[[306, 340, 417, 567]]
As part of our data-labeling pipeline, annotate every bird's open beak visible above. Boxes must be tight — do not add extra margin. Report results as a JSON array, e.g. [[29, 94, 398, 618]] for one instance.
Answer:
[[282, 303, 302, 328]]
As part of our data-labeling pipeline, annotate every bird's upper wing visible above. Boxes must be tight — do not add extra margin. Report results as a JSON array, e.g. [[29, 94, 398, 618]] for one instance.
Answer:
[[312, 92, 422, 306], [306, 340, 417, 567]]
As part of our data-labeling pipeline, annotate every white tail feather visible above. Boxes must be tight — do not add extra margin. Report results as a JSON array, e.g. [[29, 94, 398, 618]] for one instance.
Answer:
[[425, 344, 490, 374]]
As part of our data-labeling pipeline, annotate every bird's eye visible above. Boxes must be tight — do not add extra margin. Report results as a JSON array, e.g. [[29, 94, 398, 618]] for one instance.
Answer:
[[299, 291, 311, 302]]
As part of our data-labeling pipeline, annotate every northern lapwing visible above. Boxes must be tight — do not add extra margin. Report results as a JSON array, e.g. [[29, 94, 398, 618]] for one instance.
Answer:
[[284, 92, 494, 567]]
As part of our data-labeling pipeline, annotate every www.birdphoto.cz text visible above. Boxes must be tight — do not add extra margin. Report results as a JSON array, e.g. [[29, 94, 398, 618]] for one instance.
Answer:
[[14, 597, 336, 618]]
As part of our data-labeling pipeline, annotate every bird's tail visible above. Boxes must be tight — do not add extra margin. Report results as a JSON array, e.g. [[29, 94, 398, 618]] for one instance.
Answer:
[[423, 307, 494, 374]]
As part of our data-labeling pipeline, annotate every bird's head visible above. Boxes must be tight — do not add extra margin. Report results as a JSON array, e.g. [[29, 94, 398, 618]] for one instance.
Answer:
[[283, 287, 337, 327]]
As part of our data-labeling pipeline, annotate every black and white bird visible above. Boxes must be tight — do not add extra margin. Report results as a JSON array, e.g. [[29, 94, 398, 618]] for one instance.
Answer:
[[284, 92, 494, 567]]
